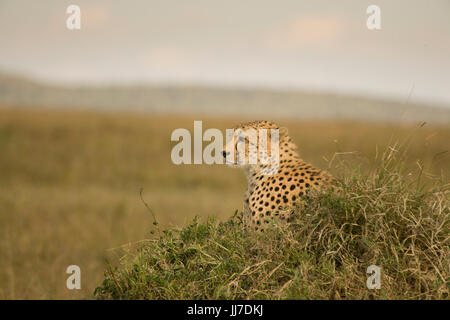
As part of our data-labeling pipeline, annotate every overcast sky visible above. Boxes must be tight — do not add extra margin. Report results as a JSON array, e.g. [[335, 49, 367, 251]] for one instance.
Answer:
[[0, 0, 449, 106]]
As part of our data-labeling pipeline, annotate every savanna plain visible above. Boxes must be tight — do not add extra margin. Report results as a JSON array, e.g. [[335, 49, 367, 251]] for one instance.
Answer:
[[0, 107, 448, 299]]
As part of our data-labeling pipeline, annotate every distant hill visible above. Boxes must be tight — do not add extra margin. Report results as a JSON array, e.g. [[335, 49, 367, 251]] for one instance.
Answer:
[[1, 72, 449, 124]]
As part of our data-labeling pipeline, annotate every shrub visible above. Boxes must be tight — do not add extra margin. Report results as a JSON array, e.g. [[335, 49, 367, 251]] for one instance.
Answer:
[[94, 146, 449, 299]]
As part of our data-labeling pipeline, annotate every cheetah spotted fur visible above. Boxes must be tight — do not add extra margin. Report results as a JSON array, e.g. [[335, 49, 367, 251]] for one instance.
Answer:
[[223, 120, 338, 231]]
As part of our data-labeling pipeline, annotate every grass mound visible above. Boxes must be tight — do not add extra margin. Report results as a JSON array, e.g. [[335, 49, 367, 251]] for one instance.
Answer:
[[94, 146, 449, 299]]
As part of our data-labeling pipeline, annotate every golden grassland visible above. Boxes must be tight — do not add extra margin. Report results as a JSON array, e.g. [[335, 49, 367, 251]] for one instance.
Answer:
[[0, 107, 448, 299]]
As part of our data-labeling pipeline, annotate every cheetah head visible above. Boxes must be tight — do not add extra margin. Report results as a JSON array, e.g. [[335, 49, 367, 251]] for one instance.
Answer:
[[222, 121, 288, 174]]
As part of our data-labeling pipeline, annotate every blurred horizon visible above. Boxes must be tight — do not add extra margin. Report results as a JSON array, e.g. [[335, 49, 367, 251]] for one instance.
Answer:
[[1, 0, 450, 107], [2, 69, 450, 125]]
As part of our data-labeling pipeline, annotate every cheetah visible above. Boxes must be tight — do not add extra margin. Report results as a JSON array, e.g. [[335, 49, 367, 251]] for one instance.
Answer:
[[222, 120, 338, 231]]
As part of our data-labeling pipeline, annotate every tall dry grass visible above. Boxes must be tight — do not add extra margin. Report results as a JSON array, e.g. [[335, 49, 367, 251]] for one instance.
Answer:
[[95, 144, 449, 299]]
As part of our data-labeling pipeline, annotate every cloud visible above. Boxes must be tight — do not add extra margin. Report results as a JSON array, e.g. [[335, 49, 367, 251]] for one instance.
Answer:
[[83, 4, 110, 28], [263, 15, 347, 51], [143, 47, 190, 69]]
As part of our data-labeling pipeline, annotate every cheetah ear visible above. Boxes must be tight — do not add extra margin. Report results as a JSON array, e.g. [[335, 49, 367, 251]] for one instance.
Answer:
[[279, 127, 288, 137]]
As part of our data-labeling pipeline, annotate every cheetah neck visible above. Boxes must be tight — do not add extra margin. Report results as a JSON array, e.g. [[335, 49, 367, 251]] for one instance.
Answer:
[[242, 135, 301, 184]]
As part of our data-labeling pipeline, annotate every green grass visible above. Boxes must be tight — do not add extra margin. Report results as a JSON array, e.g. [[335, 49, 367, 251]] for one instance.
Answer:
[[94, 145, 449, 300]]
